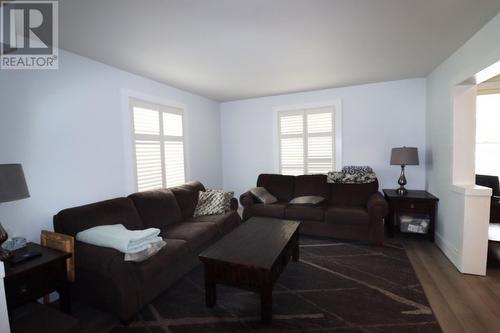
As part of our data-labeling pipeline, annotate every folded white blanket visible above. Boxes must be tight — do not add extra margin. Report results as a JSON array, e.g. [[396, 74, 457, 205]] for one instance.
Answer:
[[76, 224, 162, 254]]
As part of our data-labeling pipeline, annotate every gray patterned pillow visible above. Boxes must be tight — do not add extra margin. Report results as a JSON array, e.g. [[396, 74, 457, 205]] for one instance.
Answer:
[[193, 189, 234, 217], [249, 187, 277, 204]]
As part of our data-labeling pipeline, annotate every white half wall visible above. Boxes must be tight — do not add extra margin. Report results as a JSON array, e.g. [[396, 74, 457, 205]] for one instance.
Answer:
[[0, 49, 222, 243], [426, 12, 500, 274], [220, 78, 427, 196]]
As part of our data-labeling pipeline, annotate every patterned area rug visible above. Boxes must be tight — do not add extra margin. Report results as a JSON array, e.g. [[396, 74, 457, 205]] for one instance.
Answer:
[[110, 237, 442, 333]]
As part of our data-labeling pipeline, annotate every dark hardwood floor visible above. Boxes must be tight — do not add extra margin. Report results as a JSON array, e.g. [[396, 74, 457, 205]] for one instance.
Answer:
[[404, 238, 500, 333]]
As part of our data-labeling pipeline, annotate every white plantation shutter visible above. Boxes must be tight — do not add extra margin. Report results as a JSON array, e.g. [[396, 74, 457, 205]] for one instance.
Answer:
[[161, 108, 186, 187], [279, 112, 304, 176], [135, 140, 163, 191], [279, 106, 335, 175], [131, 98, 186, 191]]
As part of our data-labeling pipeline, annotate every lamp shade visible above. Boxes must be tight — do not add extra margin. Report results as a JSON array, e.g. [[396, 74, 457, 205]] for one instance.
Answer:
[[390, 147, 419, 166], [0, 164, 30, 203]]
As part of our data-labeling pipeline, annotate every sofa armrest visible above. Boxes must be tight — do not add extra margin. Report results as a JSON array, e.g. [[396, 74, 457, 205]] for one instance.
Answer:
[[367, 192, 388, 217], [75, 242, 136, 279], [74, 241, 141, 321], [366, 192, 388, 245], [240, 191, 257, 208], [230, 197, 239, 211]]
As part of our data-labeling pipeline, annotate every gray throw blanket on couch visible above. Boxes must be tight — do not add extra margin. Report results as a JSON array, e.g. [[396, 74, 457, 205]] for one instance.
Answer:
[[327, 166, 377, 184]]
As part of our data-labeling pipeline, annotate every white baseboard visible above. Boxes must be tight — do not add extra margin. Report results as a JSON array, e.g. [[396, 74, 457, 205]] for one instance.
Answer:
[[434, 232, 462, 272]]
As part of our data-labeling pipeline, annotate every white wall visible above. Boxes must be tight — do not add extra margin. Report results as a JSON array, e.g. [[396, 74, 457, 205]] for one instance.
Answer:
[[220, 78, 427, 196], [0, 262, 9, 333], [0, 49, 222, 242], [426, 12, 500, 273]]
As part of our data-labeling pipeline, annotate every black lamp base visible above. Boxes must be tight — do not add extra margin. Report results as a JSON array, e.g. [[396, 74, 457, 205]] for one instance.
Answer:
[[396, 187, 408, 196], [396, 165, 408, 196]]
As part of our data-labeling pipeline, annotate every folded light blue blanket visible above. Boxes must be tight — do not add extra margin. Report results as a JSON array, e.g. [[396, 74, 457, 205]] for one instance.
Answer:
[[76, 224, 162, 254]]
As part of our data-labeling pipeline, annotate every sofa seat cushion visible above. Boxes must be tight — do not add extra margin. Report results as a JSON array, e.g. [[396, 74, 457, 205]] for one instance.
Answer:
[[285, 205, 326, 221], [187, 211, 241, 235], [325, 206, 370, 225], [250, 202, 288, 218], [133, 239, 190, 282], [162, 222, 219, 252], [129, 189, 182, 229]]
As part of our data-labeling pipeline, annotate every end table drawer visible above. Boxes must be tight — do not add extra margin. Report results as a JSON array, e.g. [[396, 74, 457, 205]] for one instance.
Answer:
[[5, 263, 65, 304], [398, 201, 433, 211]]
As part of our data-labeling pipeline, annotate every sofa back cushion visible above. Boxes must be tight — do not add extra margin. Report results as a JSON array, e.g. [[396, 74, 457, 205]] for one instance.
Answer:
[[53, 197, 144, 237], [170, 181, 206, 219], [257, 174, 295, 202], [294, 174, 330, 198], [329, 179, 379, 206], [128, 189, 182, 229], [476, 174, 500, 197]]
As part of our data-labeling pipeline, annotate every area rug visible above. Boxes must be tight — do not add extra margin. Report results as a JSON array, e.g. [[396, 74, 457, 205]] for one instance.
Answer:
[[110, 237, 442, 333]]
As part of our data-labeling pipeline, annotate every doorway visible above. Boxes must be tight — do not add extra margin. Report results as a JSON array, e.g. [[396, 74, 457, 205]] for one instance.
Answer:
[[452, 62, 500, 275]]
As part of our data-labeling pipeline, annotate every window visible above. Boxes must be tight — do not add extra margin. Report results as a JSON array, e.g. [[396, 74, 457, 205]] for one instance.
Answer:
[[130, 98, 186, 191], [278, 105, 338, 175], [476, 93, 500, 177]]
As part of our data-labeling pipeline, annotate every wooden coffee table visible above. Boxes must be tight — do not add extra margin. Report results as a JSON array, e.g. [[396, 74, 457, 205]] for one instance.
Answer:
[[199, 217, 300, 323]]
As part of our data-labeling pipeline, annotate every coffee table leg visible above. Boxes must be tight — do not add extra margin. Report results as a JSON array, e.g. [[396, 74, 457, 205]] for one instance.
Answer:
[[261, 284, 273, 323], [292, 233, 299, 262], [204, 266, 216, 307]]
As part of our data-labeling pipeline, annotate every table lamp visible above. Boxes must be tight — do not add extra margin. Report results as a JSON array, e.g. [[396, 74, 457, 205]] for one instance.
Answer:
[[0, 164, 30, 261], [390, 147, 419, 196]]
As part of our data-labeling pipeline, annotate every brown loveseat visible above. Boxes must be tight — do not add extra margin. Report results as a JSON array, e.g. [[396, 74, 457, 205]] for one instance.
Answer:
[[240, 174, 388, 244], [53, 181, 241, 323]]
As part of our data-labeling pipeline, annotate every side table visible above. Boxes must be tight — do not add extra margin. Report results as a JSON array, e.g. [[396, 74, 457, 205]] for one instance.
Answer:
[[3, 242, 71, 317], [383, 189, 439, 242]]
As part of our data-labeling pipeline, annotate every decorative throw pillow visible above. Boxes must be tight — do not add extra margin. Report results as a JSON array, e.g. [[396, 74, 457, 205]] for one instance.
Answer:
[[327, 166, 377, 184], [193, 189, 234, 217], [289, 196, 325, 206], [249, 187, 278, 204], [342, 165, 373, 174]]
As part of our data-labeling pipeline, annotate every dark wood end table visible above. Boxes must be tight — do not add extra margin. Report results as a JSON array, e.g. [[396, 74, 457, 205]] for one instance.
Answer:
[[383, 189, 439, 242], [4, 242, 72, 317], [199, 217, 300, 323]]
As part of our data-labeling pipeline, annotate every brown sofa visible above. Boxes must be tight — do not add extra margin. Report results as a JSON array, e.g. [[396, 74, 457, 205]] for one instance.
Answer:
[[53, 181, 241, 323], [240, 174, 388, 244]]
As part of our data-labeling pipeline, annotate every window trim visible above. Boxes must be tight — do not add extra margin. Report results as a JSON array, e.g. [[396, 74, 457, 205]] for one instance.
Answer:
[[129, 96, 187, 191], [273, 100, 342, 175]]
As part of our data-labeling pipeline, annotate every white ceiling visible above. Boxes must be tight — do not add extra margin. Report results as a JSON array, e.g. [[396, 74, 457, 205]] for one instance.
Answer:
[[59, 0, 500, 102]]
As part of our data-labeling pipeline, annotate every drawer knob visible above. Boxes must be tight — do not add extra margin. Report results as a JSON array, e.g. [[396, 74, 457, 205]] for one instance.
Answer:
[[19, 285, 28, 295], [410, 204, 415, 209]]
